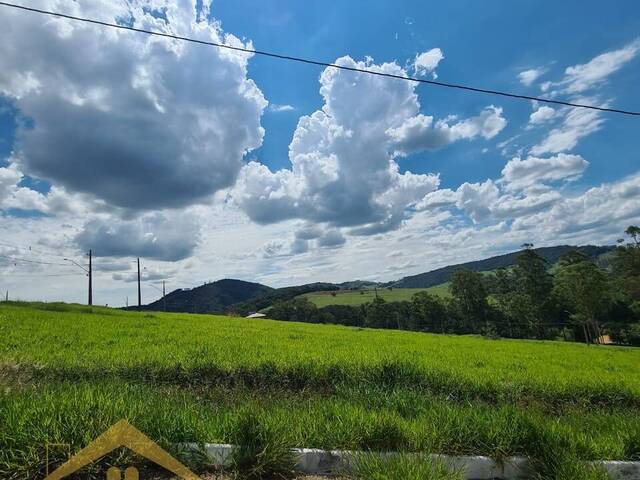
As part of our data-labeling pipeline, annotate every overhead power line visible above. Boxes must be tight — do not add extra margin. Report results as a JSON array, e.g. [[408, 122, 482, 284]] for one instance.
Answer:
[[0, 254, 72, 267], [0, 240, 122, 268], [7, 272, 86, 277], [0, 240, 83, 261], [1, 2, 638, 117]]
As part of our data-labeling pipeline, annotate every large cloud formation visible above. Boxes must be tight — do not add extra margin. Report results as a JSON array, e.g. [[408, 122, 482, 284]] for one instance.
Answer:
[[0, 0, 266, 210], [418, 153, 589, 224], [233, 56, 506, 243], [75, 211, 200, 261]]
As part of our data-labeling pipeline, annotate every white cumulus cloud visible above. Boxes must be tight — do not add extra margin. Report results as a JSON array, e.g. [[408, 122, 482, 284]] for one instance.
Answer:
[[388, 106, 507, 156], [530, 102, 605, 155], [0, 163, 47, 212], [528, 106, 556, 125], [413, 48, 444, 77], [518, 67, 547, 87], [0, 0, 267, 210], [501, 154, 589, 190], [233, 55, 507, 246]]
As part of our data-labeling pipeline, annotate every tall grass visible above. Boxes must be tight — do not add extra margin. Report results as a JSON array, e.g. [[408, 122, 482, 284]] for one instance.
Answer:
[[1, 381, 638, 478], [0, 302, 639, 479], [349, 453, 462, 480], [229, 410, 296, 480], [1, 303, 638, 407]]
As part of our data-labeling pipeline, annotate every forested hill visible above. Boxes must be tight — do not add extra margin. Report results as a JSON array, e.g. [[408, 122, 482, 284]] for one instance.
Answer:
[[391, 245, 615, 288], [130, 245, 615, 314], [229, 282, 340, 316], [136, 279, 273, 314]]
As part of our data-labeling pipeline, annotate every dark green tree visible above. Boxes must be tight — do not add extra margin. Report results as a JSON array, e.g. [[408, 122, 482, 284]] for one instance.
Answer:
[[269, 298, 318, 323], [494, 292, 539, 339], [614, 225, 640, 305], [492, 267, 515, 295], [449, 268, 488, 332], [558, 250, 589, 267], [554, 257, 609, 344], [513, 245, 554, 338], [410, 291, 448, 333], [625, 225, 640, 246]]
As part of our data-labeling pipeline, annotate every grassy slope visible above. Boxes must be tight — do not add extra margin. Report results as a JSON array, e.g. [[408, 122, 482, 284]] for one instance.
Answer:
[[1, 301, 638, 399], [1, 302, 639, 479], [301, 284, 451, 307]]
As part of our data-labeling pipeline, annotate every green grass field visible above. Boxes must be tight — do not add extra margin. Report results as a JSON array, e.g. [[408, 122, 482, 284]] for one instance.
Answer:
[[301, 284, 451, 307], [1, 301, 639, 479]]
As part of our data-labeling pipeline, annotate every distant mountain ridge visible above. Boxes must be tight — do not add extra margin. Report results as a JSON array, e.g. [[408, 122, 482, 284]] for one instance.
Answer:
[[389, 245, 615, 288], [131, 244, 616, 314], [139, 278, 273, 314]]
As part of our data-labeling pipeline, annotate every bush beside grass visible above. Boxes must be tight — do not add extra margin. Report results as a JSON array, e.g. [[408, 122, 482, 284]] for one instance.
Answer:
[[229, 410, 296, 480], [349, 453, 462, 480]]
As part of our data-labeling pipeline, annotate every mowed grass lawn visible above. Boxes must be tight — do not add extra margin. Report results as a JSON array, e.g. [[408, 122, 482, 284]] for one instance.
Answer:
[[1, 302, 639, 479], [301, 284, 451, 307]]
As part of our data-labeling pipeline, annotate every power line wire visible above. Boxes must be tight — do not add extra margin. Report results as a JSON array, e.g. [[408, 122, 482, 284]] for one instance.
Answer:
[[1, 1, 638, 117], [0, 266, 116, 280], [6, 272, 86, 277], [0, 254, 72, 266], [0, 240, 122, 268], [0, 262, 80, 271], [0, 240, 83, 260]]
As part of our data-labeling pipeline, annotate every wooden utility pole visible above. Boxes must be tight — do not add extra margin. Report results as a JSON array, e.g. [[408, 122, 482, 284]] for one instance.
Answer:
[[137, 258, 142, 307], [88, 249, 93, 306]]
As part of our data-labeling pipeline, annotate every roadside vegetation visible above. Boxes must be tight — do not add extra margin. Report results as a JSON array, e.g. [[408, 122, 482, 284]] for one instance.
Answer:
[[1, 300, 639, 479], [268, 227, 640, 346], [348, 453, 463, 480]]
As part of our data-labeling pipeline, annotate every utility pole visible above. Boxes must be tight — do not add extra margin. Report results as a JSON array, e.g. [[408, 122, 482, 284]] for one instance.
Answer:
[[64, 255, 91, 305], [137, 257, 142, 307], [88, 249, 93, 306], [162, 280, 166, 312]]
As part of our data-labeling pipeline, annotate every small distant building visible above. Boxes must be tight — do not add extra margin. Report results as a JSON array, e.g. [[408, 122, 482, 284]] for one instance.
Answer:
[[245, 312, 266, 319]]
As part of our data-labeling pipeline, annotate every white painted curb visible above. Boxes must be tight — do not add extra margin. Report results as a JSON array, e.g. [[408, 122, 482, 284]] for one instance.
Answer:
[[182, 443, 640, 479]]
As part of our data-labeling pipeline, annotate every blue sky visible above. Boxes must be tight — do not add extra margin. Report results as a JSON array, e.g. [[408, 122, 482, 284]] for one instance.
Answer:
[[0, 0, 639, 305], [217, 0, 640, 187]]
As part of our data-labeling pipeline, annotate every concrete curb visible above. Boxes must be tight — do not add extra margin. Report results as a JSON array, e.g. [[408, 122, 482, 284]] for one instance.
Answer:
[[183, 443, 640, 479]]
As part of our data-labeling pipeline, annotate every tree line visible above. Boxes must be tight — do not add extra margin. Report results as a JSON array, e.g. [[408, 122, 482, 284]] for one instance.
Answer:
[[267, 226, 640, 346]]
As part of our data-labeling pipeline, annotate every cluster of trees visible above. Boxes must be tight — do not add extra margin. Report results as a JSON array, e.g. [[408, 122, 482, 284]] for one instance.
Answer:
[[268, 227, 640, 345]]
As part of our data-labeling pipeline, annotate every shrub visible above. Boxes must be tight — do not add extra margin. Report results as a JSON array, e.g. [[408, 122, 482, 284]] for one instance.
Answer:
[[349, 453, 462, 480], [229, 411, 296, 480]]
